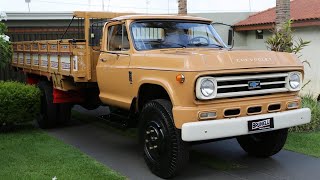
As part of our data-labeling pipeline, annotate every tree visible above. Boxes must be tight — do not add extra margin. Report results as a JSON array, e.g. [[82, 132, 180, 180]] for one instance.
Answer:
[[275, 0, 290, 31], [178, 0, 187, 15], [0, 22, 12, 69]]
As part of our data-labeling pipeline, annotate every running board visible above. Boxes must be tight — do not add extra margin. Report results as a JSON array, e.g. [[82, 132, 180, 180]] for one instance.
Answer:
[[97, 112, 130, 129]]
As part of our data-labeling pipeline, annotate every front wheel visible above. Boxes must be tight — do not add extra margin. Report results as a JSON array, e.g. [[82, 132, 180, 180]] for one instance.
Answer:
[[139, 99, 189, 179], [237, 128, 288, 157]]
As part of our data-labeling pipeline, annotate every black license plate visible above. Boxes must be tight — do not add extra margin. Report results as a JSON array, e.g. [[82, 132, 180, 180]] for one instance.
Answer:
[[248, 118, 274, 132]]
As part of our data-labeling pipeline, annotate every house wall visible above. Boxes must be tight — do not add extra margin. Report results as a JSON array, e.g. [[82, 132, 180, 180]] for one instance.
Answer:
[[193, 12, 252, 47], [239, 26, 320, 98]]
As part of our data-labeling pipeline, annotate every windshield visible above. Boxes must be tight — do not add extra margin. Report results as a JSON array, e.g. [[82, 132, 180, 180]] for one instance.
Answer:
[[130, 20, 227, 51]]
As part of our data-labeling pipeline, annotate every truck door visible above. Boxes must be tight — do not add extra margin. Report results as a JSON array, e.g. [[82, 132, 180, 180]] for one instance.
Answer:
[[96, 22, 132, 109]]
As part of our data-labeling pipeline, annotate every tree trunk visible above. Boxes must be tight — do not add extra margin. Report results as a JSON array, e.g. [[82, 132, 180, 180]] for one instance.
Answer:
[[275, 0, 290, 31], [178, 0, 187, 15]]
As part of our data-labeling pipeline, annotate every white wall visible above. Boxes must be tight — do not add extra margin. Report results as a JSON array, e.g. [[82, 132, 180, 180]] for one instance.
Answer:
[[239, 26, 320, 98], [193, 12, 252, 47], [294, 26, 320, 97]]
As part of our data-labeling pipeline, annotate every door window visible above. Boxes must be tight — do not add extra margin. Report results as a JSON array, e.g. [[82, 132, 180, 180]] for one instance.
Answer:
[[107, 24, 130, 51]]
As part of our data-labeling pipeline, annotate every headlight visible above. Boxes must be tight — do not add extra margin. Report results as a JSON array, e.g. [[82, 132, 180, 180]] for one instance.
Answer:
[[196, 77, 217, 100], [287, 72, 302, 91], [201, 79, 215, 97]]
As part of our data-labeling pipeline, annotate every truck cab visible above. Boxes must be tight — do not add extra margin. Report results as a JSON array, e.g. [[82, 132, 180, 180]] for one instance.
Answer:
[[97, 15, 311, 178]]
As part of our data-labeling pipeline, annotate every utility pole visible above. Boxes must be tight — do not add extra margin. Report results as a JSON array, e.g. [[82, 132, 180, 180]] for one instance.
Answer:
[[168, 0, 170, 14], [146, 0, 150, 14], [88, 0, 91, 11], [249, 0, 252, 12], [25, 0, 31, 12], [107, 0, 111, 11], [102, 0, 105, 11]]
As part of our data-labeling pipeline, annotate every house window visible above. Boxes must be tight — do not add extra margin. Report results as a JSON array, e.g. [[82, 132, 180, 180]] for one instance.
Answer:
[[256, 30, 264, 39]]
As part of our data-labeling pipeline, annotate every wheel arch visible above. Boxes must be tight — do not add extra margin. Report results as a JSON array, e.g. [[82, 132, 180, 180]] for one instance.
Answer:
[[136, 82, 174, 112]]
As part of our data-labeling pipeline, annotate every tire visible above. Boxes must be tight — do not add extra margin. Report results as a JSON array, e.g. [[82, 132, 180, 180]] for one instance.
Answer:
[[37, 81, 58, 129], [57, 103, 72, 125], [138, 99, 189, 179], [237, 128, 288, 157]]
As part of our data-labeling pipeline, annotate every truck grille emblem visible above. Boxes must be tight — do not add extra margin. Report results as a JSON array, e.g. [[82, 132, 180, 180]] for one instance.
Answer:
[[248, 81, 261, 89]]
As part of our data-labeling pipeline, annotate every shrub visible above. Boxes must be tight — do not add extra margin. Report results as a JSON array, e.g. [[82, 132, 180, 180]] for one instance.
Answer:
[[290, 95, 320, 132], [0, 81, 40, 126], [265, 20, 311, 54]]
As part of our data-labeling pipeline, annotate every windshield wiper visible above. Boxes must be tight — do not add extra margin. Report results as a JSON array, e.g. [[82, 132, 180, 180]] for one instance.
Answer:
[[162, 42, 187, 48], [210, 44, 224, 48], [189, 43, 224, 49], [192, 42, 209, 47]]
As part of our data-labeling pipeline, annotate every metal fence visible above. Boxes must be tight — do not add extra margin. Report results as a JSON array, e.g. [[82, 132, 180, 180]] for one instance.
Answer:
[[0, 64, 25, 82]]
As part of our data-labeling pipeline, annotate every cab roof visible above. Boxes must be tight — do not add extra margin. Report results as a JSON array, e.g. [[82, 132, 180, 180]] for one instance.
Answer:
[[73, 11, 212, 22], [111, 15, 212, 22]]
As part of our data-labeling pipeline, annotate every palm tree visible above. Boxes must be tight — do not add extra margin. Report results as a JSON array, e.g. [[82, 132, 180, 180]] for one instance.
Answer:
[[178, 0, 187, 15], [275, 0, 290, 31]]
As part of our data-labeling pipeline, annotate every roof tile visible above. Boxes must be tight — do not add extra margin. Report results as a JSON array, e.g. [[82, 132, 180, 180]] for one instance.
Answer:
[[235, 0, 320, 26]]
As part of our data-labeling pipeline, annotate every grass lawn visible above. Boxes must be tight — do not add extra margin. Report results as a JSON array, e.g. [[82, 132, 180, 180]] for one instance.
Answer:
[[285, 131, 320, 158], [0, 126, 126, 180]]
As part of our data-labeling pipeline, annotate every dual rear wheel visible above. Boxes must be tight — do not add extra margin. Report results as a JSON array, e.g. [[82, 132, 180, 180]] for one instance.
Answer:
[[37, 81, 72, 129]]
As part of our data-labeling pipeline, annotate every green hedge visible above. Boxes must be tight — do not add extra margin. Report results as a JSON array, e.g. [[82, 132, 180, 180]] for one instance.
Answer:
[[0, 81, 40, 125], [290, 95, 320, 132]]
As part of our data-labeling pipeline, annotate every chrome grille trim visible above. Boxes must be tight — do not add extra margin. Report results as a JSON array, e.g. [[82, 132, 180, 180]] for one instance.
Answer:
[[215, 73, 288, 82], [216, 88, 288, 98], [215, 73, 289, 98]]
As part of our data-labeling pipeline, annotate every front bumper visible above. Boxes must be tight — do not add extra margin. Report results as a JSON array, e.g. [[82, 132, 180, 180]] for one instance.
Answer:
[[181, 108, 311, 142]]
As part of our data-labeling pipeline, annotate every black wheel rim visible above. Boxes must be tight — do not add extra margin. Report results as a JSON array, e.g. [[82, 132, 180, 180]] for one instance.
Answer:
[[144, 120, 165, 163]]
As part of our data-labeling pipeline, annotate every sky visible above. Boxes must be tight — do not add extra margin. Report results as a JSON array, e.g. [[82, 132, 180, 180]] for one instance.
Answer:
[[1, 0, 276, 13]]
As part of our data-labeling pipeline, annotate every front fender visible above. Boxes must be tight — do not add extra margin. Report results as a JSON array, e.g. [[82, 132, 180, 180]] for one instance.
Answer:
[[136, 77, 179, 106]]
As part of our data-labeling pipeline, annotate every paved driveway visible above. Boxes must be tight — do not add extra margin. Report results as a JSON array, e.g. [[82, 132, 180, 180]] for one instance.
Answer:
[[46, 106, 320, 180]]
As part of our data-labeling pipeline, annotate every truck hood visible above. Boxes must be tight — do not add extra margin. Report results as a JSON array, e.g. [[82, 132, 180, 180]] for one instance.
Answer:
[[139, 49, 303, 72]]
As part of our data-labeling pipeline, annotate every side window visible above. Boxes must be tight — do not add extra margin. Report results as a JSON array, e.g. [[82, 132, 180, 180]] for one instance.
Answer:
[[107, 24, 130, 51]]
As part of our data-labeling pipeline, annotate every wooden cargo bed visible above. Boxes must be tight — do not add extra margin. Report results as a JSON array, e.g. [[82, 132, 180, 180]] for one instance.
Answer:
[[11, 11, 133, 91]]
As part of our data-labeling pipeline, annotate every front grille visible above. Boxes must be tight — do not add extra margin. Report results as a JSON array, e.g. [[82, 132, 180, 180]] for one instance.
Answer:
[[215, 73, 288, 98]]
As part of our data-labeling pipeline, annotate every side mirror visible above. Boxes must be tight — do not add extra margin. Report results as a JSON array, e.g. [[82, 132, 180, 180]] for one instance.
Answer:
[[227, 27, 234, 49], [212, 22, 234, 50]]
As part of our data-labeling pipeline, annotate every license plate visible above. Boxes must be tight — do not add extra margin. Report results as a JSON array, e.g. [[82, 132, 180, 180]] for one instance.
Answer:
[[248, 118, 274, 132]]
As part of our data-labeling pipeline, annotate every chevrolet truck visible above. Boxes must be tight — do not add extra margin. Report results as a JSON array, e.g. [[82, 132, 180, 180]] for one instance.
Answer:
[[11, 11, 311, 178]]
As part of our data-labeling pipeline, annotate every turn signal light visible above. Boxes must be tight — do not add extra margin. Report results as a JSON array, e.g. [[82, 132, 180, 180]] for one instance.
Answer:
[[176, 74, 185, 83]]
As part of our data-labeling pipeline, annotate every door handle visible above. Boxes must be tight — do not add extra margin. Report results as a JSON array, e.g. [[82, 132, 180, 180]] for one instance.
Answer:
[[100, 58, 107, 62]]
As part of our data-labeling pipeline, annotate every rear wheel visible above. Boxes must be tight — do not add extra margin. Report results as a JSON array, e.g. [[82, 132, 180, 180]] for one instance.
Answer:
[[139, 99, 189, 179], [57, 103, 72, 125], [37, 81, 58, 129], [237, 128, 288, 157]]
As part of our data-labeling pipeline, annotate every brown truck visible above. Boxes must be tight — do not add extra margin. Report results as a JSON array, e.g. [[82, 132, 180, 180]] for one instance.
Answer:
[[11, 11, 311, 178]]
